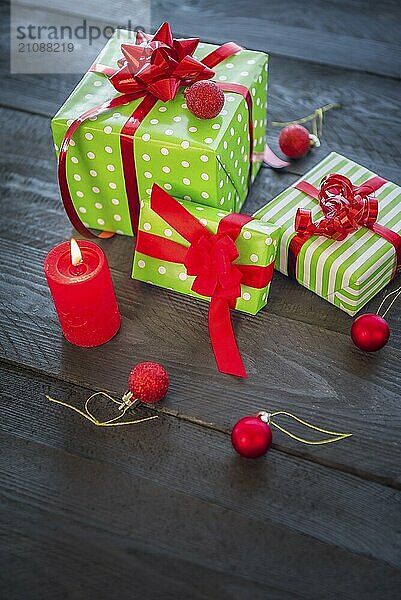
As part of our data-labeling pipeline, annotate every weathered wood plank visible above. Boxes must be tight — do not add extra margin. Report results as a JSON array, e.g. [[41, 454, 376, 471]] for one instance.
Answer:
[[1, 0, 401, 595], [5, 0, 401, 76], [1, 362, 401, 586], [152, 0, 401, 78], [1, 231, 401, 485], [3, 435, 400, 600], [12, 0, 149, 29]]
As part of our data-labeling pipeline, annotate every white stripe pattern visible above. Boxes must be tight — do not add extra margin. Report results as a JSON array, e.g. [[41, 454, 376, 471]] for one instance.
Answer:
[[335, 264, 393, 313], [253, 152, 401, 314], [337, 188, 400, 296]]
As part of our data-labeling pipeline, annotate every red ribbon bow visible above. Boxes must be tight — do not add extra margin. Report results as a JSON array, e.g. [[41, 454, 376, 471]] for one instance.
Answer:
[[109, 22, 215, 101], [135, 185, 275, 378], [287, 173, 401, 279], [185, 233, 242, 301], [295, 174, 379, 241]]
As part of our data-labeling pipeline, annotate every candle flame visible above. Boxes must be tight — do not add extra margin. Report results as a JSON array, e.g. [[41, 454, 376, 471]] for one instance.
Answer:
[[70, 238, 83, 266]]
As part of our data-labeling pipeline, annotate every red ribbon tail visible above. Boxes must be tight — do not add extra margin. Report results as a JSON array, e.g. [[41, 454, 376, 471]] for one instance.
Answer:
[[288, 233, 308, 279], [217, 82, 254, 190], [208, 298, 247, 378], [58, 106, 116, 239], [295, 207, 313, 232], [120, 95, 158, 233]]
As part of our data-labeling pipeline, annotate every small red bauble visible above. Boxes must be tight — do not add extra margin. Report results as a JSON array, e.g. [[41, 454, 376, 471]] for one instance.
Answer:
[[350, 313, 390, 352], [279, 124, 311, 159], [231, 415, 273, 458], [128, 362, 169, 403], [185, 81, 225, 119]]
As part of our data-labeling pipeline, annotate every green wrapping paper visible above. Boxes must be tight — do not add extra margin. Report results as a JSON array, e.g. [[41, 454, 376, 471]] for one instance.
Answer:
[[132, 193, 281, 315], [51, 28, 268, 236], [253, 152, 401, 316]]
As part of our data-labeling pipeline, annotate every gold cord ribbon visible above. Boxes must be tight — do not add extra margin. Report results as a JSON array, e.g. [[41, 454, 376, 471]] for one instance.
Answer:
[[45, 393, 158, 427], [272, 103, 341, 138], [45, 396, 352, 444], [376, 284, 401, 319], [260, 411, 352, 445]]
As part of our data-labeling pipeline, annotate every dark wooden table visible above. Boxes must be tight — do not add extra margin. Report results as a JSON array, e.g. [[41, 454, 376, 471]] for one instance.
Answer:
[[1, 1, 401, 598]]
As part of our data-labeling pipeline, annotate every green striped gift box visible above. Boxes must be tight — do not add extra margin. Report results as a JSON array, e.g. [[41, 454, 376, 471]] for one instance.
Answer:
[[253, 152, 401, 315]]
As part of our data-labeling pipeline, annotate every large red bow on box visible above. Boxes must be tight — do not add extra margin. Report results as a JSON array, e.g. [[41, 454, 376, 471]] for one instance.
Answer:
[[109, 22, 215, 101], [288, 173, 401, 278], [135, 184, 275, 378]]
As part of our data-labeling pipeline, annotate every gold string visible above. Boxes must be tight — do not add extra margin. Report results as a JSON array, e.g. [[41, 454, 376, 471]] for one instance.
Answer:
[[271, 103, 341, 142], [376, 284, 401, 319], [269, 411, 352, 445], [45, 393, 158, 427], [271, 103, 341, 128]]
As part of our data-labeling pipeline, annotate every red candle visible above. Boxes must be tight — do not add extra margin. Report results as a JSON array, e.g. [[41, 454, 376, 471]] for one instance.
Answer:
[[44, 239, 120, 347]]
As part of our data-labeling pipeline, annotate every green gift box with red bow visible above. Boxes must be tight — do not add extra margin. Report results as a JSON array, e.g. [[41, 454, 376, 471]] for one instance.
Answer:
[[51, 22, 269, 239], [132, 184, 281, 377]]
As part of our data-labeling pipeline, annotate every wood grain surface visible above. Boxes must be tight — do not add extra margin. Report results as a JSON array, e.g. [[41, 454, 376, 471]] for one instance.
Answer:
[[152, 0, 401, 77], [1, 0, 401, 598], [1, 363, 401, 600]]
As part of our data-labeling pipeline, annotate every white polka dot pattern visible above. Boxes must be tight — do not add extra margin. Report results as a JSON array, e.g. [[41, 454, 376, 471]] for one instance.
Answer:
[[57, 38, 267, 236]]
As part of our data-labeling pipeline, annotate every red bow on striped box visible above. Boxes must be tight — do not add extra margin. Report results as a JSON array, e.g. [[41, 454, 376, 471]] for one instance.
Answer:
[[253, 152, 401, 316], [288, 173, 401, 278]]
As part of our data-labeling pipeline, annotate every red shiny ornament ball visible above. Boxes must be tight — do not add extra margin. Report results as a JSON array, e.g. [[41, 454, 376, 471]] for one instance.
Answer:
[[231, 416, 273, 458], [185, 81, 225, 119], [351, 313, 390, 352], [279, 124, 311, 159], [128, 362, 169, 403]]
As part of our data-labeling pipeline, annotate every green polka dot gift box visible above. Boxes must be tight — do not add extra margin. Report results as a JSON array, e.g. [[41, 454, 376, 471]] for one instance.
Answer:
[[132, 185, 281, 377], [253, 152, 401, 316], [133, 187, 280, 315], [51, 23, 268, 238]]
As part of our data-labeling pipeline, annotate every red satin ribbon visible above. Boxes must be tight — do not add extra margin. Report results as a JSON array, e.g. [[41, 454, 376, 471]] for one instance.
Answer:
[[135, 184, 274, 377], [58, 90, 149, 238], [57, 22, 243, 238], [218, 83, 253, 189], [287, 174, 401, 279], [119, 94, 159, 230]]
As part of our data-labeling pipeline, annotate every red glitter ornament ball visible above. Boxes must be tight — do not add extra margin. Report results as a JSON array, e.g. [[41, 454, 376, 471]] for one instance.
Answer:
[[278, 124, 311, 159], [351, 313, 390, 352], [231, 416, 273, 458], [128, 362, 169, 403], [185, 81, 225, 119]]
